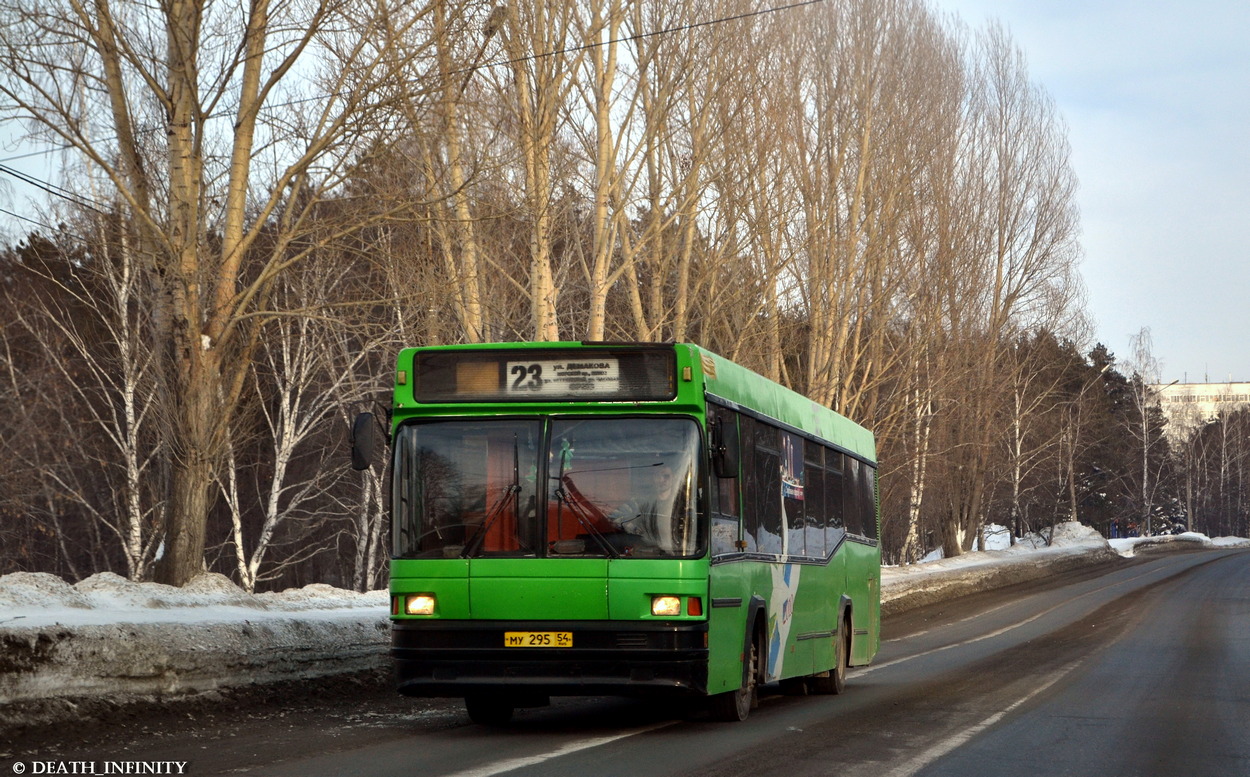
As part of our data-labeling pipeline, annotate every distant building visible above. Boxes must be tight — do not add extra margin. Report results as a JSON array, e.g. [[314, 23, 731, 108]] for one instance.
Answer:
[[1152, 381, 1250, 440]]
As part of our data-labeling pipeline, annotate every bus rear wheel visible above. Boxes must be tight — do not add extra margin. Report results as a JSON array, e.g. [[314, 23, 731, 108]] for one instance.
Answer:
[[709, 634, 758, 721], [465, 695, 514, 726], [811, 617, 850, 695]]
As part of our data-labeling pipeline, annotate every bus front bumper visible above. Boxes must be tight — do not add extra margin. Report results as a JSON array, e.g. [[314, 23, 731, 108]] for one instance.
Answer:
[[391, 620, 709, 698]]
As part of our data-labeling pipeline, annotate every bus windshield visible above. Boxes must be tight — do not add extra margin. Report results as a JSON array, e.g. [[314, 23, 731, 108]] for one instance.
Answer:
[[391, 416, 703, 559], [548, 417, 702, 558], [392, 419, 543, 559]]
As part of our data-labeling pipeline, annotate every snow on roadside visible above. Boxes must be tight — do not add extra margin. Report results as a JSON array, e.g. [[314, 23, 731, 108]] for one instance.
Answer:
[[1, 572, 388, 709], [1, 572, 386, 627], [1109, 531, 1250, 557], [880, 522, 1124, 615], [2, 524, 1246, 720], [881, 523, 1250, 615]]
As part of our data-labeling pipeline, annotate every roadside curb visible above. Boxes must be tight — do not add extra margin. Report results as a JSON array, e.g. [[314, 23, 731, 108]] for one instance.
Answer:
[[881, 545, 1122, 617]]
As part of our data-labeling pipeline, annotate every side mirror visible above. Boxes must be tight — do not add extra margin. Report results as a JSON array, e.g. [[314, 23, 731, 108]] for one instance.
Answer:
[[711, 417, 740, 479], [350, 412, 378, 471]]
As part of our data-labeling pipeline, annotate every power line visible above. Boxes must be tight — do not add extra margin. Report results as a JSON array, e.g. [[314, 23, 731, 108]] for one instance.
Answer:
[[0, 146, 68, 165], [0, 206, 89, 244], [0, 206, 57, 232], [491, 0, 825, 68], [0, 0, 825, 210], [262, 0, 827, 113], [0, 162, 107, 214]]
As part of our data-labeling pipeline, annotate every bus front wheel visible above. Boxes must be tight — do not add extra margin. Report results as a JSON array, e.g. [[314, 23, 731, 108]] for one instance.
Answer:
[[465, 695, 514, 726], [709, 633, 759, 721]]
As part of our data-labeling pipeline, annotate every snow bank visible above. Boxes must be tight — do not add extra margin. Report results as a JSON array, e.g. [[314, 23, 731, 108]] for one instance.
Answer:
[[1, 572, 388, 707], [1109, 531, 1250, 557], [3, 526, 1244, 717], [880, 522, 1121, 616]]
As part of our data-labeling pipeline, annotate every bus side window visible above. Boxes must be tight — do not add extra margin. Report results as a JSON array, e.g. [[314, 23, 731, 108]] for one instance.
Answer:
[[782, 431, 806, 557], [843, 458, 863, 536], [804, 444, 826, 559], [825, 451, 845, 550], [710, 407, 741, 557], [750, 420, 782, 555], [861, 464, 878, 540]]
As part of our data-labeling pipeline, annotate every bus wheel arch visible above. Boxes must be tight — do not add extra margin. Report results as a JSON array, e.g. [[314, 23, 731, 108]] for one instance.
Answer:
[[812, 600, 852, 695], [709, 597, 766, 721], [749, 608, 766, 708]]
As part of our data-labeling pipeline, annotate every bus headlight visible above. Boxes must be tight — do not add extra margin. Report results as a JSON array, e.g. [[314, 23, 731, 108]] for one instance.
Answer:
[[405, 594, 437, 616], [651, 595, 682, 617]]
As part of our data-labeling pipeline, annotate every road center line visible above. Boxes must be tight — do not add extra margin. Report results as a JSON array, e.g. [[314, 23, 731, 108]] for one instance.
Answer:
[[859, 607, 1054, 675], [883, 659, 1084, 777], [868, 562, 1181, 673]]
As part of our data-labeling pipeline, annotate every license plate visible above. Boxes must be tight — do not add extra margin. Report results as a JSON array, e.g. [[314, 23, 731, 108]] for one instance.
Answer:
[[504, 631, 573, 648]]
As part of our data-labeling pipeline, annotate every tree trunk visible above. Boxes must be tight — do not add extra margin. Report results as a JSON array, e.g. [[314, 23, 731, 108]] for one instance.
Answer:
[[158, 449, 213, 584]]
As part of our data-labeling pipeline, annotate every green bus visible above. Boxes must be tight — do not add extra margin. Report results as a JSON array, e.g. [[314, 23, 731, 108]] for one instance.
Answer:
[[351, 342, 880, 723]]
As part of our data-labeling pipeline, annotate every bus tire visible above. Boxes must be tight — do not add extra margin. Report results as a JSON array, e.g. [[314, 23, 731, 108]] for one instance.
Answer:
[[465, 695, 514, 726], [709, 632, 758, 722], [811, 617, 850, 695], [779, 677, 809, 695]]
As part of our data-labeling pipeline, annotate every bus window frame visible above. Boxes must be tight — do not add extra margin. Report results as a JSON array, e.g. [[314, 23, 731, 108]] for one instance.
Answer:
[[390, 412, 711, 561], [389, 415, 545, 560], [545, 412, 709, 560], [704, 396, 879, 563]]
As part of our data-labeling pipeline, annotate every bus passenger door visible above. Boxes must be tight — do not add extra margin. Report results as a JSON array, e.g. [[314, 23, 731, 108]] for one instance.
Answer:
[[707, 562, 752, 695], [706, 405, 751, 695]]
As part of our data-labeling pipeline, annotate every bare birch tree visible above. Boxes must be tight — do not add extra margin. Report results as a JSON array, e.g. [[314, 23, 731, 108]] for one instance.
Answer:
[[489, 1, 588, 340], [0, 0, 452, 584], [2, 219, 164, 580], [933, 21, 1081, 556], [215, 257, 392, 591]]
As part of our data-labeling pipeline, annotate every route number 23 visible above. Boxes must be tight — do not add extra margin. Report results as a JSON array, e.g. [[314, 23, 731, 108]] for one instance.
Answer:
[[510, 363, 543, 391]]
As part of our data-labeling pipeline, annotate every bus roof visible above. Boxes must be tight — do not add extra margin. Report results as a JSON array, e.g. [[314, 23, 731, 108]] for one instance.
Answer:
[[687, 344, 876, 463], [393, 342, 876, 463]]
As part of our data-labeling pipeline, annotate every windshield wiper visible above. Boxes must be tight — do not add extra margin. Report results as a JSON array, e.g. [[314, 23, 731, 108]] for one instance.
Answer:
[[552, 447, 619, 558], [462, 434, 523, 558], [554, 479, 620, 558]]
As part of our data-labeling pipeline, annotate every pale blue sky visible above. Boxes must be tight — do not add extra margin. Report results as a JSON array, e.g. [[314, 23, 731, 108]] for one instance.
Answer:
[[937, 0, 1250, 383]]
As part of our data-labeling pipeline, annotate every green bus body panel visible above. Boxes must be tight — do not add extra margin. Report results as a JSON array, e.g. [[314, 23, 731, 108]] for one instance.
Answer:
[[469, 559, 608, 620], [841, 541, 882, 664], [705, 543, 879, 693], [606, 558, 709, 621], [392, 558, 470, 619], [706, 561, 753, 694], [386, 342, 880, 699], [392, 557, 710, 622]]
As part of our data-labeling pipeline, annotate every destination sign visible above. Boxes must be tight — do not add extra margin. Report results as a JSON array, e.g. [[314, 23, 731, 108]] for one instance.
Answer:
[[505, 358, 620, 396], [413, 347, 676, 403]]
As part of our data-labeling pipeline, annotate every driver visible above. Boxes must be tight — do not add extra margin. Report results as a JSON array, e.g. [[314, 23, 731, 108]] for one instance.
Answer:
[[609, 463, 681, 545]]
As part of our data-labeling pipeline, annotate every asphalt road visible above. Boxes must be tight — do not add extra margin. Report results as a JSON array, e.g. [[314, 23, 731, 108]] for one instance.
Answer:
[[8, 548, 1249, 777]]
